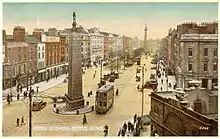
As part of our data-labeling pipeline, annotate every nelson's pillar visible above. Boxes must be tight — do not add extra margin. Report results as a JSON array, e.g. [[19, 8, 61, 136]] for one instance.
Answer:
[[65, 12, 85, 110]]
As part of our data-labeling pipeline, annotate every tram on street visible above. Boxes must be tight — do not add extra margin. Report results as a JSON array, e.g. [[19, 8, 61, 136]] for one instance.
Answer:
[[95, 84, 114, 114]]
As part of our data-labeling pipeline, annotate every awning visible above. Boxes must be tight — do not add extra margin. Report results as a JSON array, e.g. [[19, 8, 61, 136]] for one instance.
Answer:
[[38, 69, 46, 73]]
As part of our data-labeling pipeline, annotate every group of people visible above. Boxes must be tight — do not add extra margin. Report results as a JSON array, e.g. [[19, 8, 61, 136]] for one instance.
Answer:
[[117, 114, 142, 137], [156, 61, 177, 92], [6, 86, 36, 105], [16, 116, 25, 127]]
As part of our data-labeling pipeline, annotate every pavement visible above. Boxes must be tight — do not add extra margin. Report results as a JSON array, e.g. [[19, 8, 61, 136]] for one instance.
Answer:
[[156, 60, 176, 92], [3, 56, 152, 136]]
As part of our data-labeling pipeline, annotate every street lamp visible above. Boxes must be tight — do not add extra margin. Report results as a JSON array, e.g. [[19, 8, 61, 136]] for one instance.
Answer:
[[100, 59, 103, 83], [141, 64, 146, 117]]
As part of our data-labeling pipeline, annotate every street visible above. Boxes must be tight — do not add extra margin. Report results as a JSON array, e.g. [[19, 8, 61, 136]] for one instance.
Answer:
[[3, 55, 153, 136]]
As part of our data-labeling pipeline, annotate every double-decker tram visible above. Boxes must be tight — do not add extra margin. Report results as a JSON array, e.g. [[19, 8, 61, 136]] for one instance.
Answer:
[[95, 84, 114, 114]]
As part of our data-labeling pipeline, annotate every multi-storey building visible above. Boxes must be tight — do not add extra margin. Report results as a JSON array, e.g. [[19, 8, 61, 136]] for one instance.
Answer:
[[24, 35, 38, 85], [45, 36, 61, 79], [178, 33, 218, 89], [3, 42, 28, 88], [100, 31, 109, 60], [88, 27, 104, 64], [164, 22, 218, 90]]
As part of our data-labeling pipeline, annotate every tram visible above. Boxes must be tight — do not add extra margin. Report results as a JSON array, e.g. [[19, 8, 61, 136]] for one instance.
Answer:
[[95, 84, 114, 114]]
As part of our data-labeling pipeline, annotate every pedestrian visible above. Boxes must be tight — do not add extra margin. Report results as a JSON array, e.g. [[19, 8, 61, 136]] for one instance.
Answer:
[[161, 79, 163, 84], [116, 89, 119, 96], [123, 122, 127, 132], [16, 118, 20, 126], [161, 86, 162, 92], [17, 93, 20, 100], [95, 70, 96, 74], [134, 114, 137, 123], [121, 128, 125, 136], [118, 129, 121, 136], [104, 125, 108, 137], [166, 78, 168, 83], [93, 74, 95, 79], [7, 94, 10, 105], [128, 121, 131, 132], [131, 124, 134, 132], [83, 114, 87, 125], [21, 117, 24, 125]]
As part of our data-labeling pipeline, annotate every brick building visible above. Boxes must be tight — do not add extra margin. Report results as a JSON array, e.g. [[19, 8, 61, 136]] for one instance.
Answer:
[[149, 90, 218, 136], [23, 35, 38, 85], [45, 36, 62, 79], [100, 31, 109, 60], [13, 26, 25, 42], [3, 42, 28, 89]]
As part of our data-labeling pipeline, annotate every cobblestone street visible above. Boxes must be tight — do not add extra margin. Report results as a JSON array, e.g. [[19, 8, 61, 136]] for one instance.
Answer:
[[3, 55, 152, 136]]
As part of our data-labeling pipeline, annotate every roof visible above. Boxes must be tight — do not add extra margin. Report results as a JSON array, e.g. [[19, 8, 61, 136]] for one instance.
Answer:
[[25, 35, 39, 43], [100, 31, 109, 36], [98, 84, 114, 93]]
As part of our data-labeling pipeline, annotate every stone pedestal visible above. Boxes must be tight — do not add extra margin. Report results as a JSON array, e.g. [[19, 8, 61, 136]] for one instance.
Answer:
[[65, 95, 85, 111]]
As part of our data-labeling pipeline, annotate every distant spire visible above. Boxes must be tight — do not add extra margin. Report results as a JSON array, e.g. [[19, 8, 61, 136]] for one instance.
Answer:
[[72, 12, 77, 32], [144, 24, 148, 31]]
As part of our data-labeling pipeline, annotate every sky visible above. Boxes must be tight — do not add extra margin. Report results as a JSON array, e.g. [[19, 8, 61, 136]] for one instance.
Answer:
[[3, 3, 218, 39]]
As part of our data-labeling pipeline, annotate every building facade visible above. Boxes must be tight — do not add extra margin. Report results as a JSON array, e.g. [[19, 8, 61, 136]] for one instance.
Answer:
[[3, 42, 28, 88], [45, 36, 62, 79], [177, 34, 218, 89], [100, 32, 109, 60], [164, 22, 218, 90], [89, 27, 104, 64], [24, 35, 38, 85]]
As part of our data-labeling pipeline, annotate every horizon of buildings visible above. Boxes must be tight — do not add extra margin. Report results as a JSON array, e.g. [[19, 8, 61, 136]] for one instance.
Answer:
[[3, 3, 218, 39]]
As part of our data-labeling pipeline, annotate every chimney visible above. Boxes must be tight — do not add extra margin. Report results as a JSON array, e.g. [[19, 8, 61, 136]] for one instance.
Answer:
[[13, 26, 25, 42]]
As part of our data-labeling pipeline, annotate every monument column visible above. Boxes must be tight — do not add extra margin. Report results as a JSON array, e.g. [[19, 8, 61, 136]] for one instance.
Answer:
[[65, 12, 85, 110]]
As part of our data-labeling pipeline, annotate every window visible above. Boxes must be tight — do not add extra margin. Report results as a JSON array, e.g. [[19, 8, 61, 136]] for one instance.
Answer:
[[214, 49, 217, 57], [18, 65, 21, 74], [204, 48, 208, 56], [42, 46, 44, 51], [188, 48, 192, 56], [204, 63, 208, 71], [188, 63, 192, 71], [42, 52, 44, 58], [24, 64, 26, 73], [213, 63, 217, 71], [38, 53, 41, 59], [103, 102, 107, 107]]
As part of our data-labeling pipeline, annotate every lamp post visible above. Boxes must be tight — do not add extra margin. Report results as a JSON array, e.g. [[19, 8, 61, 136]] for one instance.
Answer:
[[141, 64, 146, 117], [29, 89, 32, 137]]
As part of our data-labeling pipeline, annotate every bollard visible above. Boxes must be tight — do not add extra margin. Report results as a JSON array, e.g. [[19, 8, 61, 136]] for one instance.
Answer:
[[86, 101, 89, 105], [54, 104, 56, 108], [76, 110, 79, 115]]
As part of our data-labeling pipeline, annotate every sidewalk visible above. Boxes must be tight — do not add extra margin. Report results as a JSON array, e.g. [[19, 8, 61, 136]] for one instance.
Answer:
[[156, 60, 176, 92], [3, 74, 67, 97]]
